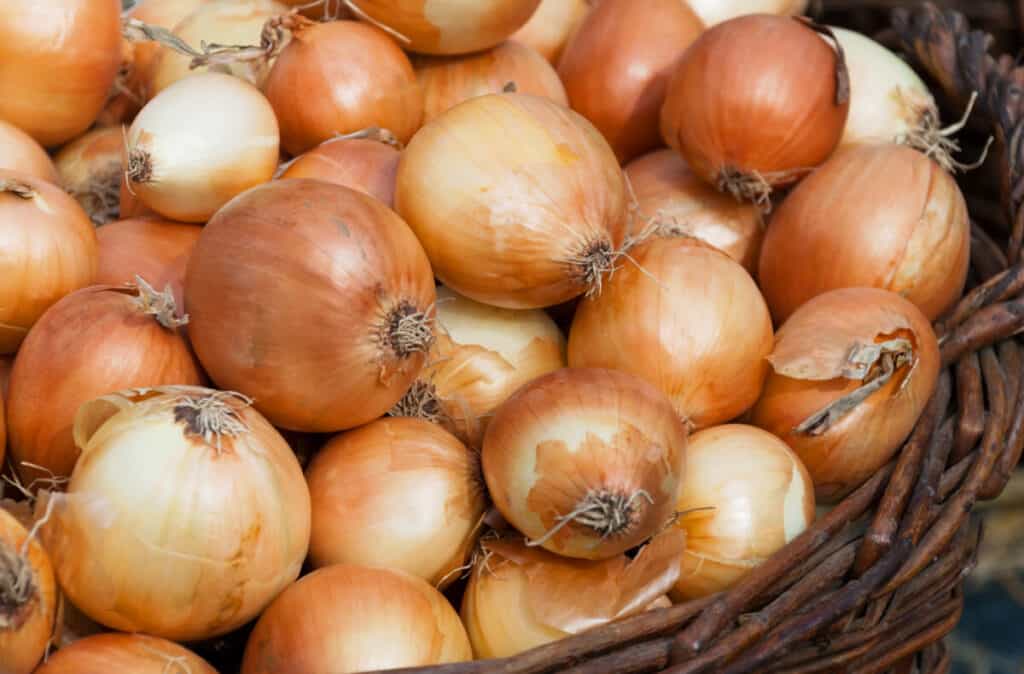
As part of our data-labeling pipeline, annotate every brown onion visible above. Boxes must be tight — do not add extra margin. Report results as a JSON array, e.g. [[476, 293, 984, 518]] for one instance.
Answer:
[[750, 288, 940, 502], [0, 506, 57, 674], [558, 0, 703, 163], [510, 0, 590, 64], [0, 120, 59, 184], [54, 127, 124, 226], [687, 0, 808, 27], [34, 632, 217, 674], [279, 134, 401, 206]]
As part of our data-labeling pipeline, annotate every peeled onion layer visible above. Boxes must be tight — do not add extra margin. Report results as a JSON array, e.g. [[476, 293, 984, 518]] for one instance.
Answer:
[[510, 0, 590, 64], [0, 120, 59, 183], [33, 632, 218, 674], [278, 133, 401, 206], [54, 126, 125, 225]]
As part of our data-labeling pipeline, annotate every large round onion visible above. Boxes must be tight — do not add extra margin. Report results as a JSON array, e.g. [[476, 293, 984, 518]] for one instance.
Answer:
[[0, 120, 58, 183], [569, 236, 773, 429], [396, 92, 627, 309], [0, 0, 122, 147], [510, 0, 590, 64], [279, 135, 401, 206], [686, 0, 808, 27], [483, 368, 687, 559], [750, 288, 940, 502], [758, 144, 969, 323], [185, 179, 436, 432], [0, 170, 98, 354], [0, 506, 57, 674], [54, 127, 124, 226], [34, 633, 217, 674], [557, 0, 703, 163], [241, 563, 472, 673]]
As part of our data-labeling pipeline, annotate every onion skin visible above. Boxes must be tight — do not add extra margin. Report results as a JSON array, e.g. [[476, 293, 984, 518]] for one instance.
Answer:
[[185, 179, 436, 432], [279, 137, 400, 206], [557, 0, 703, 163], [34, 633, 218, 674], [118, 176, 157, 219], [127, 0, 209, 96], [510, 0, 590, 64], [0, 0, 122, 147], [758, 144, 969, 323], [569, 236, 773, 429], [686, 0, 808, 27], [670, 424, 814, 600], [0, 120, 59, 184], [240, 563, 472, 674], [54, 127, 124, 226]]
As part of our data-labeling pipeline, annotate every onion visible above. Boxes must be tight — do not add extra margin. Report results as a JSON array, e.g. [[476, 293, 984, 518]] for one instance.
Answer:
[[185, 179, 436, 432], [391, 286, 566, 447], [483, 368, 687, 559], [462, 530, 684, 658], [415, 41, 567, 124], [569, 236, 773, 429], [557, 0, 703, 163], [0, 120, 59, 184], [240, 563, 472, 673], [128, 0, 210, 93], [686, 0, 808, 27], [264, 19, 423, 155], [0, 357, 12, 399], [54, 127, 124, 226], [40, 385, 310, 641], [510, 0, 591, 64], [34, 632, 217, 674], [125, 72, 280, 223], [396, 92, 627, 309], [7, 281, 204, 484], [670, 424, 815, 600], [749, 288, 940, 502], [660, 15, 849, 206], [278, 134, 401, 207], [758, 144, 969, 323], [623, 149, 763, 273], [94, 40, 145, 129], [306, 417, 485, 586], [0, 171, 98, 354], [0, 0, 122, 147], [0, 506, 57, 674], [118, 176, 157, 219]]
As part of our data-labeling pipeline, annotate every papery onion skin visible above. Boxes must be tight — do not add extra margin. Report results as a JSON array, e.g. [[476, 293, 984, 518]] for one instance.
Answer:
[[0, 0, 122, 147], [0, 170, 98, 354], [0, 120, 59, 184], [623, 149, 763, 273], [758, 144, 969, 323], [686, 0, 808, 27], [186, 179, 436, 432], [396, 92, 627, 309], [128, 0, 210, 96], [557, 0, 703, 163], [483, 368, 687, 559], [671, 424, 814, 600], [54, 127, 124, 226], [569, 236, 773, 429], [510, 0, 590, 64], [33, 632, 218, 674], [241, 563, 472, 674], [279, 137, 401, 206]]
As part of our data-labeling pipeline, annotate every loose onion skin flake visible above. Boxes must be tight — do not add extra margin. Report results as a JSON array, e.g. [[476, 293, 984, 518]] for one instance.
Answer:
[[510, 0, 590, 64], [33, 632, 218, 674], [278, 134, 401, 207], [54, 126, 124, 226], [0, 120, 59, 183], [686, 0, 809, 27]]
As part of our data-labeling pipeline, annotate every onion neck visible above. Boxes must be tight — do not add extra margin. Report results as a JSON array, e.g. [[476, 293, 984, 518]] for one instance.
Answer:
[[131, 276, 189, 329], [0, 542, 34, 630], [171, 391, 252, 451], [526, 488, 655, 547]]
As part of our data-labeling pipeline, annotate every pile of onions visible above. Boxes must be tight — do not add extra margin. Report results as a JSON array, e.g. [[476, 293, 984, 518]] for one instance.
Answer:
[[396, 92, 626, 308], [34, 633, 217, 674], [569, 236, 773, 429], [660, 14, 849, 205], [758, 144, 970, 323], [686, 0, 809, 27], [54, 127, 124, 225], [670, 425, 815, 600], [6, 281, 204, 483], [462, 530, 684, 658], [483, 368, 687, 559], [0, 506, 57, 674], [0, 120, 58, 183], [623, 149, 764, 273], [557, 0, 703, 163], [415, 41, 567, 124], [750, 288, 940, 502], [0, 170, 98, 354], [124, 72, 280, 223], [0, 0, 122, 147], [185, 179, 436, 432], [306, 417, 486, 586], [41, 385, 311, 641], [240, 563, 472, 673], [278, 133, 401, 206], [510, 0, 591, 64], [264, 19, 423, 155]]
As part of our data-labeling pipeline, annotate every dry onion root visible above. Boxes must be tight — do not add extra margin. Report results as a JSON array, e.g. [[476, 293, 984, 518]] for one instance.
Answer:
[[54, 127, 125, 226], [33, 632, 218, 674]]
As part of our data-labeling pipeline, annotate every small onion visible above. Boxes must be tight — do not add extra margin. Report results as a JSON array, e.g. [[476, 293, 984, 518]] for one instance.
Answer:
[[483, 368, 687, 559], [623, 149, 763, 273], [0, 171, 98, 354], [34, 633, 217, 674], [240, 563, 472, 673], [660, 15, 849, 204], [510, 0, 591, 64], [54, 127, 124, 226], [41, 385, 311, 641], [0, 506, 57, 674], [758, 144, 969, 323], [686, 0, 808, 27], [749, 288, 940, 502], [569, 236, 773, 429], [396, 93, 627, 309], [0, 120, 59, 183], [185, 179, 436, 432], [670, 424, 815, 600], [125, 72, 280, 223], [279, 134, 401, 206], [557, 0, 703, 163]]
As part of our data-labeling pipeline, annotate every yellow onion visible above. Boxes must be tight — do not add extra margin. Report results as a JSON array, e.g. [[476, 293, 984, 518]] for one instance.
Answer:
[[569, 236, 773, 429], [758, 144, 969, 323], [396, 92, 627, 309], [623, 149, 763, 273], [670, 424, 814, 600], [686, 0, 808, 27], [40, 385, 311, 641], [54, 127, 124, 226], [510, 0, 591, 64], [279, 134, 401, 207], [0, 506, 57, 674], [128, 0, 210, 94], [750, 288, 940, 502], [34, 632, 217, 674], [0, 120, 59, 184], [483, 368, 687, 559], [241, 563, 472, 673], [462, 530, 684, 658]]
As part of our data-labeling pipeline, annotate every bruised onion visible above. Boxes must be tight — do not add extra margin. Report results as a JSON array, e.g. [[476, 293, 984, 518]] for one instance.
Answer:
[[186, 179, 436, 432], [54, 127, 124, 226], [510, 0, 590, 64], [0, 506, 57, 674], [96, 218, 203, 308], [397, 93, 626, 309], [0, 120, 58, 183], [34, 632, 217, 674], [750, 288, 940, 502], [483, 368, 687, 559], [279, 134, 401, 206], [686, 0, 808, 26]]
